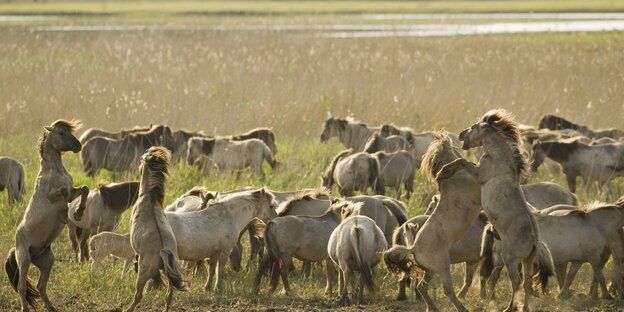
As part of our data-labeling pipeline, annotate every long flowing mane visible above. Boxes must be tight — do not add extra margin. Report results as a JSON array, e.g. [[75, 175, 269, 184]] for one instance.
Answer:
[[482, 109, 529, 179], [97, 181, 140, 212], [139, 147, 170, 206], [420, 131, 460, 183]]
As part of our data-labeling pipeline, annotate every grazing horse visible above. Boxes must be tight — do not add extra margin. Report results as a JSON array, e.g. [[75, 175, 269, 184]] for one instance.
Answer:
[[363, 132, 409, 154], [320, 117, 377, 152], [79, 125, 152, 144], [126, 147, 186, 312], [530, 139, 624, 198], [89, 232, 135, 278], [5, 120, 89, 312], [441, 109, 554, 312], [171, 129, 207, 164], [321, 149, 383, 197], [328, 215, 387, 304], [67, 181, 140, 262], [384, 132, 481, 312], [80, 125, 176, 177], [186, 137, 276, 181], [538, 114, 624, 140], [0, 156, 26, 206], [165, 188, 275, 291]]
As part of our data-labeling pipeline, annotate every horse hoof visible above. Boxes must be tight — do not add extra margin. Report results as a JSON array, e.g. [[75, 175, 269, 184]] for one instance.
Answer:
[[396, 293, 407, 301]]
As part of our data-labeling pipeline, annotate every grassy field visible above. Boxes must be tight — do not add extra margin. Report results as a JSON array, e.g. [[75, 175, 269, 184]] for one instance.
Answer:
[[1, 2, 624, 311]]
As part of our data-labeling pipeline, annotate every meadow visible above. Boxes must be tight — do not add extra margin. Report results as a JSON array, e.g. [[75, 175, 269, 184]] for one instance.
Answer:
[[1, 2, 624, 311]]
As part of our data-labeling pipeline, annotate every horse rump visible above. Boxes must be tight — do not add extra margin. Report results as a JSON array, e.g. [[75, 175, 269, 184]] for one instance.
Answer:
[[5, 248, 41, 310], [350, 225, 375, 294]]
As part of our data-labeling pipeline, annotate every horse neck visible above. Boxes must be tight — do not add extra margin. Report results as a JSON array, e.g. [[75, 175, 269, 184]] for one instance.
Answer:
[[592, 207, 624, 233], [482, 132, 517, 170], [138, 169, 165, 207], [218, 200, 258, 231], [40, 142, 65, 172]]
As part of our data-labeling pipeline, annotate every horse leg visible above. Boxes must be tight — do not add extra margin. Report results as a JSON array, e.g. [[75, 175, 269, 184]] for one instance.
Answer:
[[440, 266, 468, 312], [397, 276, 410, 300], [79, 228, 91, 263], [503, 258, 521, 312], [122, 260, 132, 278], [554, 263, 567, 293], [521, 255, 536, 312], [204, 254, 218, 291], [416, 270, 438, 312], [214, 251, 229, 291], [337, 269, 345, 300], [458, 261, 478, 298], [590, 258, 613, 299], [15, 246, 34, 312], [32, 247, 56, 312], [68, 223, 79, 262], [124, 261, 149, 312], [560, 261, 582, 299], [338, 263, 351, 303], [279, 255, 292, 295], [565, 173, 576, 193], [324, 258, 334, 296], [164, 284, 174, 312], [487, 265, 503, 300]]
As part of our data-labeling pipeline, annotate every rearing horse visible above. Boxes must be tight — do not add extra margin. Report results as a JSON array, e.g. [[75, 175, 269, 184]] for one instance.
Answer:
[[5, 120, 89, 312], [440, 109, 554, 312]]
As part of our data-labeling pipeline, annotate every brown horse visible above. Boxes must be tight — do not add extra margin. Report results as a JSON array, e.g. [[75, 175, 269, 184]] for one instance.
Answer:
[[5, 120, 89, 312]]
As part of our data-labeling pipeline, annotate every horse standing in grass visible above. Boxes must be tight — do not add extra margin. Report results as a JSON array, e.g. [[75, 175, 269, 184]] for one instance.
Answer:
[[5, 120, 89, 312], [440, 109, 554, 312], [384, 132, 480, 312], [320, 117, 377, 152], [126, 146, 186, 312], [0, 156, 26, 206]]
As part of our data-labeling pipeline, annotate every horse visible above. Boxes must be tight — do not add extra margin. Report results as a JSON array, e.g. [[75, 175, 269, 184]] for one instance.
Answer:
[[392, 213, 489, 300], [373, 150, 416, 199], [320, 117, 377, 152], [379, 123, 416, 145], [164, 186, 216, 212], [530, 139, 624, 198], [440, 109, 555, 312], [253, 200, 358, 296], [230, 127, 278, 155], [171, 129, 208, 164], [67, 181, 140, 262], [0, 156, 26, 206], [538, 114, 624, 140], [125, 146, 186, 312], [321, 149, 383, 197], [328, 215, 387, 304], [5, 119, 89, 312], [165, 188, 275, 291], [89, 232, 135, 278], [78, 125, 152, 144], [384, 132, 481, 312], [80, 125, 176, 177], [483, 200, 624, 300], [363, 132, 409, 154], [186, 137, 276, 181]]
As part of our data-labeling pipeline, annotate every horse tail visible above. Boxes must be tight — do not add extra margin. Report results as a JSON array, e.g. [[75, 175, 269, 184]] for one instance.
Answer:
[[80, 142, 94, 176], [159, 249, 186, 291], [533, 240, 555, 294], [254, 221, 280, 294], [367, 157, 383, 195], [479, 224, 497, 284], [323, 149, 352, 188], [350, 224, 375, 294], [262, 143, 278, 170], [383, 245, 415, 275], [382, 198, 407, 226], [5, 248, 40, 310], [15, 163, 25, 202]]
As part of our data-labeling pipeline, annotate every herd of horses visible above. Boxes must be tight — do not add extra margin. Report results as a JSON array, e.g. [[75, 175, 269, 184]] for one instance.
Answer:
[[2, 109, 624, 312]]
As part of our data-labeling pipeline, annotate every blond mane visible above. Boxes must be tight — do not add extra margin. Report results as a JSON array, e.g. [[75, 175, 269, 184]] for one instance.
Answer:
[[481, 109, 529, 179]]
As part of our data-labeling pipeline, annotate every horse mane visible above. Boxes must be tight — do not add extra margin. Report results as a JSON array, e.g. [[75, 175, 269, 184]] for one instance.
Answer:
[[345, 116, 368, 127], [538, 114, 581, 131], [276, 188, 330, 216], [615, 196, 624, 207], [421, 131, 456, 183], [482, 109, 529, 179], [97, 181, 140, 212], [363, 131, 381, 152], [477, 212, 489, 224], [183, 186, 208, 197], [232, 127, 273, 140], [139, 146, 170, 206], [535, 141, 582, 163], [322, 149, 353, 187]]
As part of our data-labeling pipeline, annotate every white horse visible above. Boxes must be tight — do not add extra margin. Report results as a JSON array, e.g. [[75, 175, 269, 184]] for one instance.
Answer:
[[328, 215, 387, 304]]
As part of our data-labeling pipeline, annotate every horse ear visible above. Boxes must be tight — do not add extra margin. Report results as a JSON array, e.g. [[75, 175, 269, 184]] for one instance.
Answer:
[[407, 223, 419, 232], [44, 126, 54, 132]]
